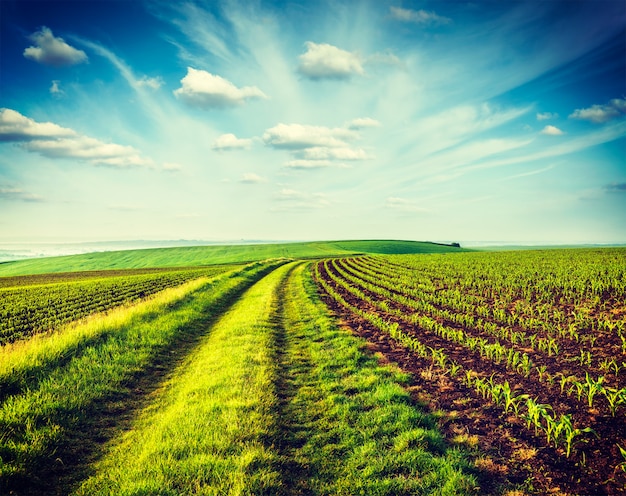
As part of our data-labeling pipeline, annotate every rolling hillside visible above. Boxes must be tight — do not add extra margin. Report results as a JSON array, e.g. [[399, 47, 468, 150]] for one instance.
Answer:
[[0, 240, 467, 276]]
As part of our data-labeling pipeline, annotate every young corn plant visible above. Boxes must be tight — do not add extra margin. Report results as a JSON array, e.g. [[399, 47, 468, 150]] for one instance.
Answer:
[[501, 382, 529, 415], [582, 373, 605, 408], [602, 387, 626, 416], [523, 398, 553, 435], [557, 414, 596, 458]]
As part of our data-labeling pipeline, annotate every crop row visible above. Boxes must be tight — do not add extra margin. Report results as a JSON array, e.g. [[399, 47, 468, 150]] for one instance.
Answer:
[[324, 258, 626, 415], [0, 266, 231, 345], [352, 253, 625, 348], [336, 258, 626, 386], [314, 254, 626, 486]]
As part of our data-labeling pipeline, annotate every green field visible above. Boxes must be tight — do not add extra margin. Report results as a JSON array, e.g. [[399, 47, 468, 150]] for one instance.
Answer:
[[0, 239, 467, 276], [1, 240, 623, 494]]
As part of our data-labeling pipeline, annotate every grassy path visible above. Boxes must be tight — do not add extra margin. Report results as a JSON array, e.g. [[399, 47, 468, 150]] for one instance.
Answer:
[[74, 262, 298, 495], [74, 261, 477, 495], [0, 260, 282, 494]]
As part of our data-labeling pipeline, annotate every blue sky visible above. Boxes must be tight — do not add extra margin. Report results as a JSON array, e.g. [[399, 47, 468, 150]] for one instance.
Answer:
[[1, 0, 625, 245]]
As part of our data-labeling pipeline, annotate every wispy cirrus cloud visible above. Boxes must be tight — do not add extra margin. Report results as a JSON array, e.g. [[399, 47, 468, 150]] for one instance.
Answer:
[[174, 67, 267, 108], [239, 173, 266, 183], [604, 182, 626, 193], [23, 27, 87, 66], [389, 6, 451, 26], [536, 112, 558, 121], [0, 186, 44, 202], [385, 197, 429, 213], [272, 188, 330, 210]]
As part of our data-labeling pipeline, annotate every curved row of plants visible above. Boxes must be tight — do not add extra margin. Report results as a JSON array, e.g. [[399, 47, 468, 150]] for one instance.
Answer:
[[314, 252, 626, 494], [0, 265, 235, 345]]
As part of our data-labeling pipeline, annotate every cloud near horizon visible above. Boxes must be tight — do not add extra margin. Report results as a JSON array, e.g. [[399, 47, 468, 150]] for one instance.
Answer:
[[174, 67, 267, 108], [0, 186, 44, 202], [239, 172, 266, 183], [211, 133, 254, 151], [23, 27, 88, 66]]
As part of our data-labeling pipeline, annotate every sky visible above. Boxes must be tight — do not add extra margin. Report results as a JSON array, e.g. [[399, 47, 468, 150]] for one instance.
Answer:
[[0, 0, 625, 246]]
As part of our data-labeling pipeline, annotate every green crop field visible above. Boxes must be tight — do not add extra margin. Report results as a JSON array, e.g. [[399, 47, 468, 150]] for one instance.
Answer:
[[0, 241, 624, 495], [0, 239, 467, 277]]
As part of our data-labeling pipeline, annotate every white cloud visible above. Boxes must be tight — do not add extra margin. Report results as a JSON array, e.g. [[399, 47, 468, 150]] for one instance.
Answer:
[[0, 108, 151, 168], [136, 75, 164, 90], [0, 186, 44, 202], [173, 67, 267, 108], [0, 108, 76, 141], [263, 123, 357, 149], [536, 112, 558, 121], [348, 117, 381, 129], [272, 188, 330, 210], [239, 173, 266, 183], [569, 98, 626, 123], [389, 7, 451, 26], [211, 133, 254, 151], [385, 197, 429, 213], [295, 146, 369, 161], [366, 51, 403, 68], [49, 80, 64, 97], [23, 27, 88, 66], [541, 125, 565, 136], [264, 122, 370, 170], [162, 162, 183, 172], [24, 137, 151, 167], [297, 42, 364, 80], [284, 159, 334, 169]]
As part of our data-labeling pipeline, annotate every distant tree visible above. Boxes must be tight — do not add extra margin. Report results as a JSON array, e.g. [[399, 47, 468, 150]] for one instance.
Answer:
[[450, 242, 461, 248]]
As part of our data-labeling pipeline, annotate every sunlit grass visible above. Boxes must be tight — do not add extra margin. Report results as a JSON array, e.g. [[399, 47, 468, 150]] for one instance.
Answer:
[[74, 262, 296, 495], [0, 260, 280, 491], [278, 263, 478, 495]]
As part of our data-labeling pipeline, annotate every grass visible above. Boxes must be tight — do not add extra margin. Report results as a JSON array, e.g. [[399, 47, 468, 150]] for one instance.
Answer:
[[1, 250, 478, 494], [276, 263, 478, 495], [0, 239, 468, 276], [74, 261, 477, 495], [0, 259, 283, 493], [74, 262, 297, 495]]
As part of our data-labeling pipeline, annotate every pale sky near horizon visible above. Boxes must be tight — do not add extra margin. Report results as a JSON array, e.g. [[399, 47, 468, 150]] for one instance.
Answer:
[[1, 0, 625, 245]]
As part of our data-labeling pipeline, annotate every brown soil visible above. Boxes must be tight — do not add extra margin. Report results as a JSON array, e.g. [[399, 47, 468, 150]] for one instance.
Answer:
[[315, 260, 626, 496]]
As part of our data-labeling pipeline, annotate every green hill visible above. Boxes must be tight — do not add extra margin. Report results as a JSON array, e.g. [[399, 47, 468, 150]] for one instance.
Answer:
[[0, 240, 468, 277]]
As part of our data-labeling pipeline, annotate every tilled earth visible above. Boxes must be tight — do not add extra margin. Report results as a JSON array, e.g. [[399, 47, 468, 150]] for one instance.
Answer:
[[316, 262, 626, 496]]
